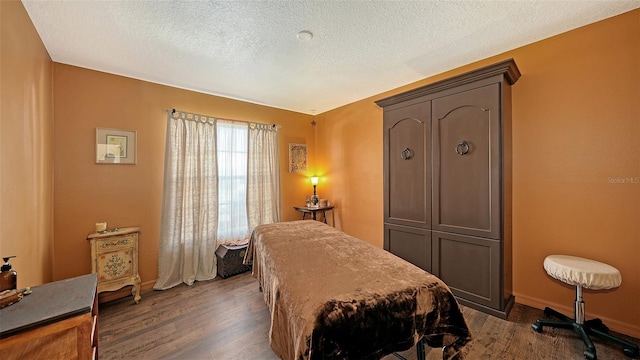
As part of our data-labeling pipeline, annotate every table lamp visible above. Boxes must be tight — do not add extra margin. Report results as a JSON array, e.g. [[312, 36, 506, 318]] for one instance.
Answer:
[[310, 177, 319, 206]]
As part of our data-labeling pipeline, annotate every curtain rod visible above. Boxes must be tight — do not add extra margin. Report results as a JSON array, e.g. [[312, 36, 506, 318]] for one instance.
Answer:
[[162, 108, 280, 129]]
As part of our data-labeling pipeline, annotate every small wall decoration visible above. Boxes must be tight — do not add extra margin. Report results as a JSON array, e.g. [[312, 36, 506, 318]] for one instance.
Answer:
[[96, 128, 137, 164], [289, 143, 307, 173]]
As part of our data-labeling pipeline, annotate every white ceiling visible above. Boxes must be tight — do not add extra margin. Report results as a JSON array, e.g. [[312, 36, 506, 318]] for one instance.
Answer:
[[22, 1, 639, 115]]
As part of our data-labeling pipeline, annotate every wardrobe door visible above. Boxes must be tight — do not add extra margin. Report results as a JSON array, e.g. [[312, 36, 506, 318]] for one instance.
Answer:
[[431, 231, 501, 309], [384, 224, 431, 272], [432, 84, 501, 239], [383, 99, 431, 229]]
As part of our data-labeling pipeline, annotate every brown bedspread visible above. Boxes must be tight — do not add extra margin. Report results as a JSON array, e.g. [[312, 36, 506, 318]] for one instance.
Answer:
[[244, 220, 471, 360]]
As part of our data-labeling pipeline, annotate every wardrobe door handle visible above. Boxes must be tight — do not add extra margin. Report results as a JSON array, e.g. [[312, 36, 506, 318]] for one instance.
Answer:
[[400, 148, 413, 160], [455, 141, 470, 156]]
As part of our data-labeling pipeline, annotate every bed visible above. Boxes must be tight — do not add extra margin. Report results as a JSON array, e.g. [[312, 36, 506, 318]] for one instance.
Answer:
[[244, 220, 471, 360]]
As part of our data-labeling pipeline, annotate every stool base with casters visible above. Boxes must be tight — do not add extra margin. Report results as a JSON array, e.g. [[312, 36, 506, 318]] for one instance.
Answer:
[[531, 288, 639, 359], [531, 255, 640, 360]]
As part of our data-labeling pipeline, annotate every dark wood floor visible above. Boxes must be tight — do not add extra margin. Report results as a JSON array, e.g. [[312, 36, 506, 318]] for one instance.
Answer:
[[99, 272, 638, 359]]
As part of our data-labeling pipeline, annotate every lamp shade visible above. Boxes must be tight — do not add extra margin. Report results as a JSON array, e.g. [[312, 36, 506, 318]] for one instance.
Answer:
[[310, 177, 319, 185]]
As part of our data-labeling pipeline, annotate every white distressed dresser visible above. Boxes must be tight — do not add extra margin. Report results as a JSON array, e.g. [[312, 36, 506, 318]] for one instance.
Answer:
[[86, 226, 141, 303]]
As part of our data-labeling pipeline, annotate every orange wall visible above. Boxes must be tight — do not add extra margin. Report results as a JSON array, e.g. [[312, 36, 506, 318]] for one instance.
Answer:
[[53, 64, 316, 287], [317, 10, 639, 337], [5, 0, 638, 338], [0, 0, 54, 288]]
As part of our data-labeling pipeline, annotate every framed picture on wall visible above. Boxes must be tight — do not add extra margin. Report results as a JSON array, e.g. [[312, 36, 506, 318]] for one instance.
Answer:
[[96, 128, 137, 164], [289, 143, 307, 173]]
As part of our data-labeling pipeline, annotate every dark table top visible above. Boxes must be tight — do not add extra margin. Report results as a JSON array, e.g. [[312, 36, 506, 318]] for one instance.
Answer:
[[293, 205, 334, 212], [0, 273, 97, 339]]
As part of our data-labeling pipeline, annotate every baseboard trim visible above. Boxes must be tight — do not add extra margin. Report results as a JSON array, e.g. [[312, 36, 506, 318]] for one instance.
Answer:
[[98, 279, 156, 304], [456, 295, 514, 320], [515, 292, 640, 339]]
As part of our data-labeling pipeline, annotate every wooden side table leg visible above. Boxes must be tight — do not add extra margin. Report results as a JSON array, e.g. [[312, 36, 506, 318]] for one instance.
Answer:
[[322, 211, 327, 224], [132, 275, 142, 303], [312, 212, 317, 221]]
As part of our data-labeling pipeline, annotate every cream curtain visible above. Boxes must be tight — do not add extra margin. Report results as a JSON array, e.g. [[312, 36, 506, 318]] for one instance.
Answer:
[[247, 123, 281, 228], [154, 112, 219, 290], [154, 111, 280, 290]]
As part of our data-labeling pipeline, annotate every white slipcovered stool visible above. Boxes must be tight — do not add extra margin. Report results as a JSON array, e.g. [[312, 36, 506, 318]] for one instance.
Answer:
[[531, 255, 639, 359]]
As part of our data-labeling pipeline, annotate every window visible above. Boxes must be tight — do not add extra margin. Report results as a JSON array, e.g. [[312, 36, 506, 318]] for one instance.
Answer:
[[216, 121, 249, 242]]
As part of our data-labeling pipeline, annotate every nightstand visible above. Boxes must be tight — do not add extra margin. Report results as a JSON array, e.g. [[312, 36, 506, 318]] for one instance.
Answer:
[[293, 205, 335, 224], [86, 227, 141, 303]]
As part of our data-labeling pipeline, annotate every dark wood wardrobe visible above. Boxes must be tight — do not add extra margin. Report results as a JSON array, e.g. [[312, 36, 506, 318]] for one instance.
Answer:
[[375, 59, 520, 318]]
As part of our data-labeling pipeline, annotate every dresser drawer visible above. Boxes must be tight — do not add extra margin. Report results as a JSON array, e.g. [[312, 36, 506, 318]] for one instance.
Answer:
[[95, 234, 136, 253], [91, 315, 98, 347]]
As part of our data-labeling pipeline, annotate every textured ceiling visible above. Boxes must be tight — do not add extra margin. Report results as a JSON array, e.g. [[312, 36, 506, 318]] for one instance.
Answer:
[[22, 1, 639, 115]]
